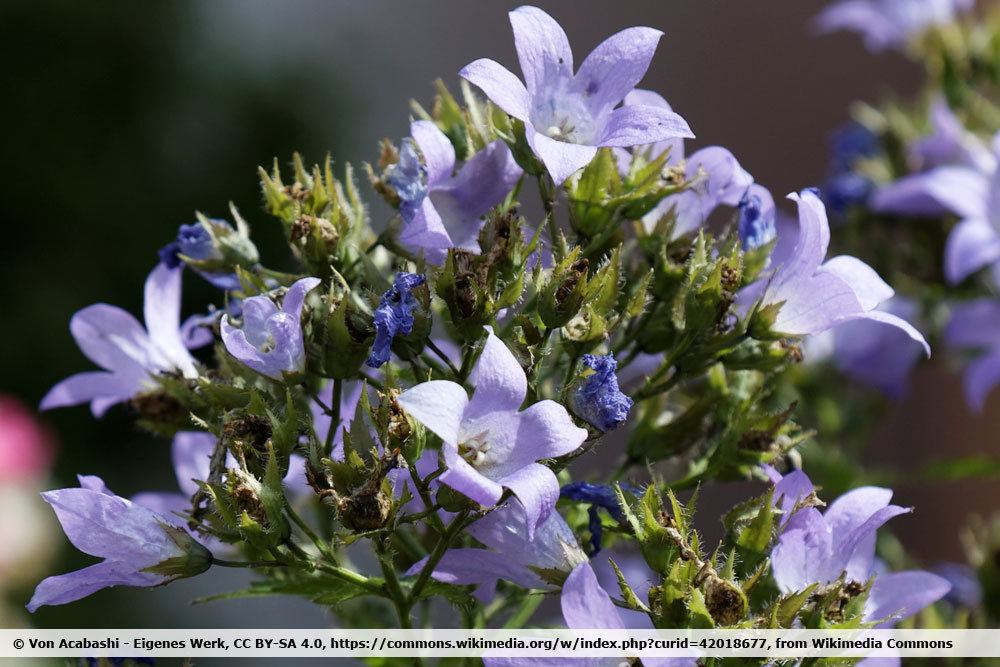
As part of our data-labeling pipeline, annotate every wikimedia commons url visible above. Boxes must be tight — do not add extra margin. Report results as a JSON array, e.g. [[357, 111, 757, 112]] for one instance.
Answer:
[[1, 629, 992, 659]]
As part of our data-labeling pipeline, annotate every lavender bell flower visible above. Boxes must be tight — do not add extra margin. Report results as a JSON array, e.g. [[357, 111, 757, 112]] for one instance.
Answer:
[[815, 0, 975, 52], [570, 354, 633, 432], [613, 89, 686, 171], [768, 467, 951, 627], [397, 327, 587, 536], [366, 272, 426, 368], [460, 5, 693, 185], [407, 501, 587, 601], [739, 189, 930, 351], [643, 146, 758, 236], [158, 219, 245, 291], [40, 263, 199, 417], [485, 560, 695, 667], [945, 298, 1000, 411], [873, 133, 1000, 285], [27, 484, 212, 611], [221, 277, 321, 380], [392, 122, 522, 264]]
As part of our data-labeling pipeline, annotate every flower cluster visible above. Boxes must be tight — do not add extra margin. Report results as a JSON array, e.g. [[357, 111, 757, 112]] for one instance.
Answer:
[[29, 4, 978, 661]]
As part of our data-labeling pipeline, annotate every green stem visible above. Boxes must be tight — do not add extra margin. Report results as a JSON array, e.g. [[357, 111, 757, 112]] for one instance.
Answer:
[[409, 464, 446, 534], [324, 378, 343, 457], [503, 593, 545, 628], [212, 558, 285, 569], [407, 510, 471, 605], [426, 339, 461, 377], [316, 563, 383, 595], [286, 501, 335, 562], [378, 542, 413, 629]]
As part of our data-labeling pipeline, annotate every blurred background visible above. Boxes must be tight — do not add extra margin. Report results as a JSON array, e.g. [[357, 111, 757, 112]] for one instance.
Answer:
[[0, 0, 993, 662]]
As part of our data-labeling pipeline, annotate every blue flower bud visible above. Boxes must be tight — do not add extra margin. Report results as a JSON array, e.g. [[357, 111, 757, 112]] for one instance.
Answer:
[[571, 354, 633, 431], [822, 172, 874, 215], [561, 481, 644, 553], [737, 192, 776, 251], [830, 122, 878, 172]]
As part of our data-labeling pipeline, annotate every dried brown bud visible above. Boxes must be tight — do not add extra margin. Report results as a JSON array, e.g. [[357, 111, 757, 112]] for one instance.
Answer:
[[704, 576, 748, 626]]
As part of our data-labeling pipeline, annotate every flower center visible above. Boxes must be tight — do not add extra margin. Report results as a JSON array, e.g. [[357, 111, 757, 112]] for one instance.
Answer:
[[532, 91, 596, 145], [458, 430, 491, 467]]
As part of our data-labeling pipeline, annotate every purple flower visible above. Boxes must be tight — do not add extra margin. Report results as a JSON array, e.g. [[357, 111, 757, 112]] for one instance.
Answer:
[[397, 327, 587, 536], [460, 5, 693, 185], [822, 172, 874, 215], [616, 89, 686, 168], [945, 298, 1000, 411], [366, 272, 426, 368], [911, 99, 995, 172], [221, 277, 321, 380], [40, 263, 199, 417], [768, 468, 950, 627], [27, 484, 211, 611], [407, 501, 587, 601], [933, 562, 982, 607], [740, 190, 930, 352], [815, 0, 974, 52], [485, 561, 695, 667], [818, 297, 927, 398], [570, 354, 633, 431], [395, 121, 522, 264], [873, 134, 1000, 285], [737, 185, 777, 250], [643, 146, 757, 236]]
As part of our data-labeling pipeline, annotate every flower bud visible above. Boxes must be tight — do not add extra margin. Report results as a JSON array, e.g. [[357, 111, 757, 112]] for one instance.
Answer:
[[704, 576, 748, 626], [142, 523, 213, 579], [539, 253, 589, 329]]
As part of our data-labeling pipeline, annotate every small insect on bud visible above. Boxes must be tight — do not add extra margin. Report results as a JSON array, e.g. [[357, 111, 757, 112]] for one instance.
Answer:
[[704, 576, 748, 626]]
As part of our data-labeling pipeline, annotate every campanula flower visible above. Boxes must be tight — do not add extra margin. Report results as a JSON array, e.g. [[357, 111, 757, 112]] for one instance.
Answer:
[[739, 190, 930, 351], [394, 122, 521, 264], [815, 0, 975, 52], [40, 263, 199, 417], [944, 298, 1000, 411], [643, 145, 760, 237], [768, 467, 950, 627], [407, 501, 587, 601], [158, 219, 249, 291], [366, 272, 426, 368], [221, 277, 321, 380], [460, 5, 693, 185], [873, 133, 1000, 284], [570, 354, 633, 432], [27, 484, 212, 611], [397, 327, 587, 536]]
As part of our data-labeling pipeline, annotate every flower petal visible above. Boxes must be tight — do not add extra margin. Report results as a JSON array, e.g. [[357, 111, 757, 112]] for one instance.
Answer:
[[865, 570, 951, 627], [26, 561, 163, 613], [599, 103, 693, 148], [773, 190, 832, 290], [281, 276, 322, 319], [411, 120, 456, 187], [771, 508, 834, 592], [399, 196, 454, 265], [516, 399, 587, 459], [814, 1, 899, 51], [444, 140, 523, 219], [560, 561, 625, 630], [439, 442, 505, 507], [69, 304, 152, 376], [220, 318, 276, 380], [820, 255, 894, 311], [459, 59, 531, 121], [407, 548, 543, 592], [398, 380, 469, 444], [575, 27, 663, 114], [42, 488, 177, 563], [172, 431, 216, 497], [962, 348, 1000, 412], [945, 299, 1000, 349], [509, 5, 573, 97], [467, 327, 528, 415], [944, 217, 1000, 284], [143, 263, 197, 378], [771, 270, 864, 336], [840, 309, 931, 358], [39, 371, 140, 415], [872, 166, 989, 220], [499, 462, 560, 538], [526, 129, 598, 185]]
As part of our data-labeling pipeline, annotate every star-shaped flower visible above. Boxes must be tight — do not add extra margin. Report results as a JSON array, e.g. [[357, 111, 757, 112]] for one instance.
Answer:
[[460, 5, 693, 185], [397, 327, 587, 536]]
